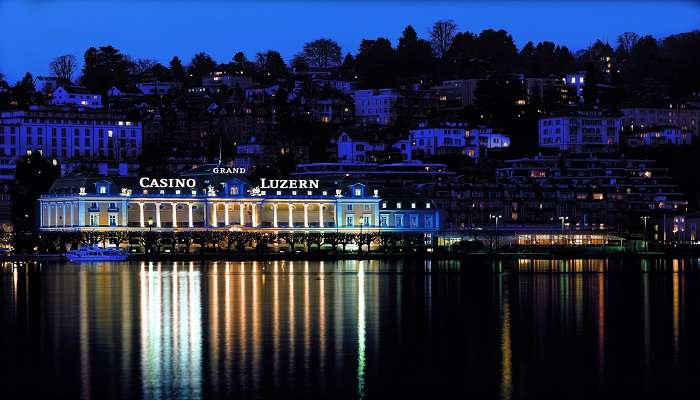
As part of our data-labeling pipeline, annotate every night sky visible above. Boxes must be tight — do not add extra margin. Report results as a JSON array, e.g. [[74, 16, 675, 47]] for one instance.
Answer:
[[1, 0, 699, 82]]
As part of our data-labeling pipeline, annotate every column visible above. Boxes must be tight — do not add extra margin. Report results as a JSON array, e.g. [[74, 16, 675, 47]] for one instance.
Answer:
[[239, 202, 245, 226], [319, 204, 324, 228], [139, 202, 145, 228], [62, 203, 66, 227], [188, 203, 194, 228], [55, 204, 59, 227], [304, 204, 309, 228], [211, 203, 218, 227], [252, 204, 258, 227], [273, 204, 278, 228], [288, 203, 294, 228], [172, 203, 177, 228], [224, 203, 230, 226], [155, 203, 161, 228]]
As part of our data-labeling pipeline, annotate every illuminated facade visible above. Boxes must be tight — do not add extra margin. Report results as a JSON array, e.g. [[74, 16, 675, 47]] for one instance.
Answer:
[[38, 164, 440, 234]]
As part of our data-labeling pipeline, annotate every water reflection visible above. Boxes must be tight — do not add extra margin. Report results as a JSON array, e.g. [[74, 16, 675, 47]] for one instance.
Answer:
[[1, 258, 700, 399]]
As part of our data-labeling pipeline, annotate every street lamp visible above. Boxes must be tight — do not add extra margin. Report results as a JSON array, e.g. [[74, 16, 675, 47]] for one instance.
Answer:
[[640, 216, 650, 252], [490, 214, 502, 250]]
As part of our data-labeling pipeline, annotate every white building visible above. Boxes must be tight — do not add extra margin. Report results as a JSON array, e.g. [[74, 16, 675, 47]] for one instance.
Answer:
[[0, 107, 142, 163], [467, 126, 511, 150], [624, 125, 692, 147], [539, 111, 621, 153], [409, 123, 468, 157], [49, 85, 102, 109], [409, 123, 509, 159], [353, 89, 403, 125], [35, 76, 62, 95], [621, 105, 699, 137]]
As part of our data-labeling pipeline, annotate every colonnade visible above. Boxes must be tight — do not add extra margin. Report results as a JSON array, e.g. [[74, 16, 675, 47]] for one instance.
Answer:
[[134, 200, 334, 229]]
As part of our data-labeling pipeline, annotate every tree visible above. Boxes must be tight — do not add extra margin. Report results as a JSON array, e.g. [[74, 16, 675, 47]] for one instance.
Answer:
[[356, 38, 397, 88], [230, 51, 255, 75], [11, 152, 60, 253], [80, 46, 132, 93], [340, 53, 357, 80], [299, 38, 342, 69], [475, 29, 518, 73], [129, 58, 159, 75], [12, 72, 36, 106], [255, 50, 288, 82], [429, 19, 457, 59], [169, 56, 186, 82], [616, 32, 640, 56], [396, 25, 434, 78], [188, 52, 217, 83], [49, 54, 77, 81]]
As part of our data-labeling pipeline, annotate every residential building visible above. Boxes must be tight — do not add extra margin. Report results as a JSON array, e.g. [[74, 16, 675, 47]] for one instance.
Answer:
[[562, 71, 586, 99], [136, 81, 179, 96], [432, 79, 482, 109], [621, 104, 700, 137], [409, 123, 468, 157], [336, 130, 410, 163], [354, 89, 403, 125], [202, 71, 254, 90], [539, 110, 621, 153], [624, 125, 692, 147], [0, 106, 142, 163], [34, 76, 62, 95], [49, 85, 102, 109]]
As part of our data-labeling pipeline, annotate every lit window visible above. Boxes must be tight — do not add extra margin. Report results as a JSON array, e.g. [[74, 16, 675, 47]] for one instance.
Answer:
[[396, 202, 402, 209], [593, 193, 604, 200], [411, 202, 416, 209], [426, 203, 431, 209]]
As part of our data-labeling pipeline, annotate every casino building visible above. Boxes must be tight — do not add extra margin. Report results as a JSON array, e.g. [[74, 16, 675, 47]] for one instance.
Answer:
[[38, 164, 440, 235]]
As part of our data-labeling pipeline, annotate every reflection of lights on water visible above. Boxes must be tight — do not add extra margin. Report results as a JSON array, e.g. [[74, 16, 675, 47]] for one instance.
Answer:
[[139, 261, 202, 399], [357, 261, 366, 399], [499, 273, 512, 400]]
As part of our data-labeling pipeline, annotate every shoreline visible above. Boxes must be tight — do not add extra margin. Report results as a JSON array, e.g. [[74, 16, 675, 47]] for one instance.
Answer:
[[1, 250, 693, 262]]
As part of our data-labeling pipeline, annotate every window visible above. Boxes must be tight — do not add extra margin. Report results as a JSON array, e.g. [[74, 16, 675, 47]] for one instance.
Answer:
[[362, 215, 371, 226], [364, 204, 370, 211], [354, 188, 362, 197], [346, 215, 355, 226], [380, 215, 389, 227], [89, 214, 97, 226], [410, 214, 419, 227], [98, 185, 107, 194], [593, 193, 604, 200], [109, 214, 117, 226], [425, 216, 433, 228], [395, 214, 404, 227], [347, 204, 353, 211]]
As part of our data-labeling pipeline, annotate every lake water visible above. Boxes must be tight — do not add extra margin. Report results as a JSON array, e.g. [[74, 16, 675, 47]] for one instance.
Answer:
[[2, 258, 700, 399]]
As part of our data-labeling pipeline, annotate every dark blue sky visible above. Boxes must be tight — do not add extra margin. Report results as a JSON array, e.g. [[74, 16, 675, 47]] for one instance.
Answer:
[[1, 1, 699, 82]]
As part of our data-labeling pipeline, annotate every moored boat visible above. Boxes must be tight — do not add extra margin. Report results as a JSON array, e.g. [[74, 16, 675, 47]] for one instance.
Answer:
[[65, 245, 129, 262]]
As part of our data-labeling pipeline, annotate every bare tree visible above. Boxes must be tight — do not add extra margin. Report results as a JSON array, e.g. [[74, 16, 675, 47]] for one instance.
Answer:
[[429, 19, 458, 59], [300, 38, 342, 69], [129, 58, 159, 75], [49, 54, 77, 81], [616, 32, 640, 55]]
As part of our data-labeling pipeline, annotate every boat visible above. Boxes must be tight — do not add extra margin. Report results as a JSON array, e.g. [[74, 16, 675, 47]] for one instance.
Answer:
[[65, 245, 129, 262]]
